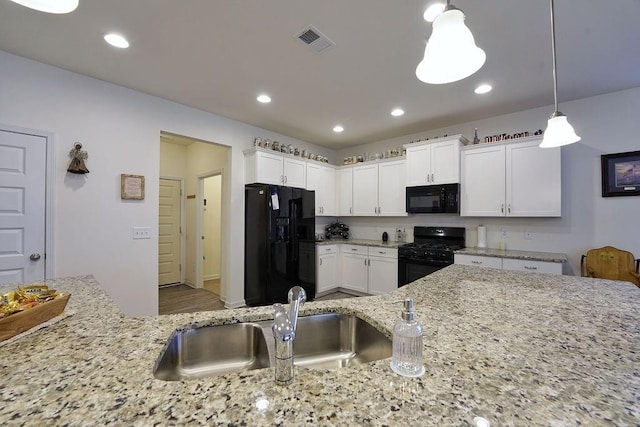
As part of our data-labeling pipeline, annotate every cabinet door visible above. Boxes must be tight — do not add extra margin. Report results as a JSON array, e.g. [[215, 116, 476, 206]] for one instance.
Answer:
[[317, 251, 339, 293], [506, 140, 561, 217], [255, 151, 284, 185], [320, 166, 337, 216], [454, 254, 503, 269], [431, 139, 461, 184], [502, 258, 563, 275], [405, 144, 431, 186], [368, 255, 398, 295], [460, 145, 506, 216], [352, 164, 378, 216], [337, 168, 353, 216], [378, 160, 407, 216], [306, 163, 324, 216], [283, 157, 307, 188], [341, 252, 368, 293]]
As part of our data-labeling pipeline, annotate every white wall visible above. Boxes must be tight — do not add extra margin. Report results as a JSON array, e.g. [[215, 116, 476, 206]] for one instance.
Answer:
[[336, 87, 640, 274], [0, 50, 332, 316]]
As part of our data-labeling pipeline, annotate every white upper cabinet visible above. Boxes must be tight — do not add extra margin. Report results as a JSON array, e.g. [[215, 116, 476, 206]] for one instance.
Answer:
[[337, 168, 353, 216], [460, 137, 561, 217], [306, 163, 337, 216], [405, 135, 467, 186], [352, 163, 379, 216], [244, 149, 307, 188], [352, 160, 406, 217], [377, 160, 407, 216]]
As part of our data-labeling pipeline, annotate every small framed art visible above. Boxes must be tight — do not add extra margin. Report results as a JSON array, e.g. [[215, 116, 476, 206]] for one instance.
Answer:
[[121, 174, 145, 200], [601, 150, 640, 197]]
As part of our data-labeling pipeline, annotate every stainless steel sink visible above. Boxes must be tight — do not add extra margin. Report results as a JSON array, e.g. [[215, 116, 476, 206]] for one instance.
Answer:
[[292, 313, 392, 370], [153, 322, 271, 381], [153, 313, 391, 381]]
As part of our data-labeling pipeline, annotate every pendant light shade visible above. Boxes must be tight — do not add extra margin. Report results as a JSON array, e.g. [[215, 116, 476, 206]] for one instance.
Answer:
[[416, 6, 486, 85], [540, 0, 580, 148], [9, 0, 78, 14], [540, 112, 581, 148]]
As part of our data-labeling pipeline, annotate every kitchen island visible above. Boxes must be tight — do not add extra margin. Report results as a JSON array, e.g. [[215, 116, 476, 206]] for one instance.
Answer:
[[1, 265, 638, 426]]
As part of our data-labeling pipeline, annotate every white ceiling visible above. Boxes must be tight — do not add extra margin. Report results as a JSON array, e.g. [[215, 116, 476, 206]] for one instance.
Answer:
[[1, 0, 639, 149]]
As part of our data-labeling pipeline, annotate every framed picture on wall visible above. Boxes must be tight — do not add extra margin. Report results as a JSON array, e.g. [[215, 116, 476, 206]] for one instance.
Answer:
[[601, 150, 640, 197], [121, 174, 145, 200]]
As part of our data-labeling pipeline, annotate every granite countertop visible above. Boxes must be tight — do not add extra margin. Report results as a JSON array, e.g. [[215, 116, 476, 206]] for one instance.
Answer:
[[1, 266, 639, 425], [316, 239, 404, 249], [455, 247, 569, 263]]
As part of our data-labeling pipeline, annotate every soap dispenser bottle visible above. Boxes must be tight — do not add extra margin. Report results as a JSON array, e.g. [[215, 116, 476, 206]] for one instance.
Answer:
[[391, 298, 425, 377]]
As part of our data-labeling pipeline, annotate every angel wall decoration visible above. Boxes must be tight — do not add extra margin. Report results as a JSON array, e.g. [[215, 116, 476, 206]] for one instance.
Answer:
[[67, 142, 89, 174]]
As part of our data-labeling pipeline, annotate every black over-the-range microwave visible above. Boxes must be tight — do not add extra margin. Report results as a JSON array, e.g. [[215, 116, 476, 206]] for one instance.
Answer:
[[406, 183, 460, 214]]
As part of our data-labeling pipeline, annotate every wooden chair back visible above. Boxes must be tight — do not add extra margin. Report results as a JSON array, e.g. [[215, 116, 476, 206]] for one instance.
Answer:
[[581, 246, 640, 287]]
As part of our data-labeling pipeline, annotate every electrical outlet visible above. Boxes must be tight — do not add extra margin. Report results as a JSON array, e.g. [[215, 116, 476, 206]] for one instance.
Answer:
[[133, 227, 152, 239], [501, 229, 509, 238], [524, 231, 534, 240]]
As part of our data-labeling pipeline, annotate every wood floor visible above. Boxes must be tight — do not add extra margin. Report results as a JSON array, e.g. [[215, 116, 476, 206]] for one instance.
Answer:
[[158, 285, 356, 315]]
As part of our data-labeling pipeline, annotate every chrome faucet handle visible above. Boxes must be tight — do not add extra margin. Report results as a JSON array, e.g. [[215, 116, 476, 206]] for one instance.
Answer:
[[287, 286, 307, 304]]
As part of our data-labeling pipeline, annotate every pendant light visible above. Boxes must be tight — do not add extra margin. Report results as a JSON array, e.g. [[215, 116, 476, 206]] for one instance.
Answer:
[[540, 0, 581, 148], [416, 1, 485, 85], [9, 0, 78, 14]]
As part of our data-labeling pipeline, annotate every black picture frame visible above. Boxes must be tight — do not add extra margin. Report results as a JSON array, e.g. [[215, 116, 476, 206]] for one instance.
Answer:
[[601, 150, 640, 197]]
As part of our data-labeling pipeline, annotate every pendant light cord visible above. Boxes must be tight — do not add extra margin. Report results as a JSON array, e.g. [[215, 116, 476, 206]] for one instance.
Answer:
[[550, 0, 559, 114]]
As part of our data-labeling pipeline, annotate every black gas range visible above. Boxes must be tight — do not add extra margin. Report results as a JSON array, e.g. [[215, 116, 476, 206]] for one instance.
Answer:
[[398, 226, 465, 286]]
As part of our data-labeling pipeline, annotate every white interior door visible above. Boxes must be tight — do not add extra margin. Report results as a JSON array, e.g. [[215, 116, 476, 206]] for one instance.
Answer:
[[0, 130, 46, 284], [158, 178, 181, 285]]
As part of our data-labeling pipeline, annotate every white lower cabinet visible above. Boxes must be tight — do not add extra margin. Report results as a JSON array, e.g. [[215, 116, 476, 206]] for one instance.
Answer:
[[367, 248, 398, 295], [502, 258, 562, 275], [341, 245, 368, 293], [454, 254, 503, 269], [341, 245, 397, 294], [316, 245, 339, 293], [454, 253, 562, 275]]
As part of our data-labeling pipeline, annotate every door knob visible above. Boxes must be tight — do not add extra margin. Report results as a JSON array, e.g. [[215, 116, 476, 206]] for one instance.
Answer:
[[30, 253, 41, 261]]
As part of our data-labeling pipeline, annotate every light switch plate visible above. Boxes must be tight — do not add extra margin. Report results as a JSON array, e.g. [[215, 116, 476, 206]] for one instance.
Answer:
[[133, 227, 152, 239]]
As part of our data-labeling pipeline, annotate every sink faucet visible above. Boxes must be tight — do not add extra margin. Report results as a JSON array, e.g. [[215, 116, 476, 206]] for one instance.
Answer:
[[272, 286, 306, 386]]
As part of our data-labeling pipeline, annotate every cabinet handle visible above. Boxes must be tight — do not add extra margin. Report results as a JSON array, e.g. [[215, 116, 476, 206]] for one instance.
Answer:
[[319, 259, 322, 265], [524, 266, 538, 270], [281, 175, 284, 184], [427, 174, 430, 183], [364, 259, 367, 266], [471, 260, 483, 265], [508, 204, 511, 214], [352, 248, 358, 251], [285, 176, 288, 183], [501, 204, 504, 213], [379, 251, 385, 254], [349, 207, 352, 214], [431, 173, 434, 182]]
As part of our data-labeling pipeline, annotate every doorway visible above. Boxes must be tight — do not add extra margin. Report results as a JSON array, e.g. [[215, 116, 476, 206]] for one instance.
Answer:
[[158, 131, 230, 314]]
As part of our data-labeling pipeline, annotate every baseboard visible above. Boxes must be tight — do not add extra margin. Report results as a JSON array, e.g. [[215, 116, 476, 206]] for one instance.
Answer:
[[224, 298, 246, 309], [183, 280, 197, 289], [203, 274, 220, 281]]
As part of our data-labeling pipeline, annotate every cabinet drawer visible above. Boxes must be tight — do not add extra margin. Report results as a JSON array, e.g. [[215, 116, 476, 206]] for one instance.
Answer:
[[342, 244, 368, 255], [368, 247, 398, 259], [502, 258, 562, 275], [317, 244, 338, 255], [454, 254, 503, 269]]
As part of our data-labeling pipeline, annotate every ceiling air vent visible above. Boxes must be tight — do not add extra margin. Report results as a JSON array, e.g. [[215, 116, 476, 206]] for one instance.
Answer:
[[295, 25, 335, 54]]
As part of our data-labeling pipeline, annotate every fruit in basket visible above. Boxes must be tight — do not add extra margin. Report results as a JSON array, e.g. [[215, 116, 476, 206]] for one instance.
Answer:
[[0, 285, 61, 319]]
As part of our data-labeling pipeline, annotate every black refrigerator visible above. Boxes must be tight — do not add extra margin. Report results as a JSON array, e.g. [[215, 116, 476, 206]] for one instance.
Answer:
[[245, 184, 316, 306]]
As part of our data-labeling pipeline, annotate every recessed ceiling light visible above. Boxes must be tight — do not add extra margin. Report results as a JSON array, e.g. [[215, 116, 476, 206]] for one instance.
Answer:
[[104, 33, 129, 49], [474, 84, 493, 94], [391, 108, 405, 117], [256, 94, 271, 104], [333, 125, 344, 133], [423, 3, 446, 22], [9, 0, 78, 14]]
